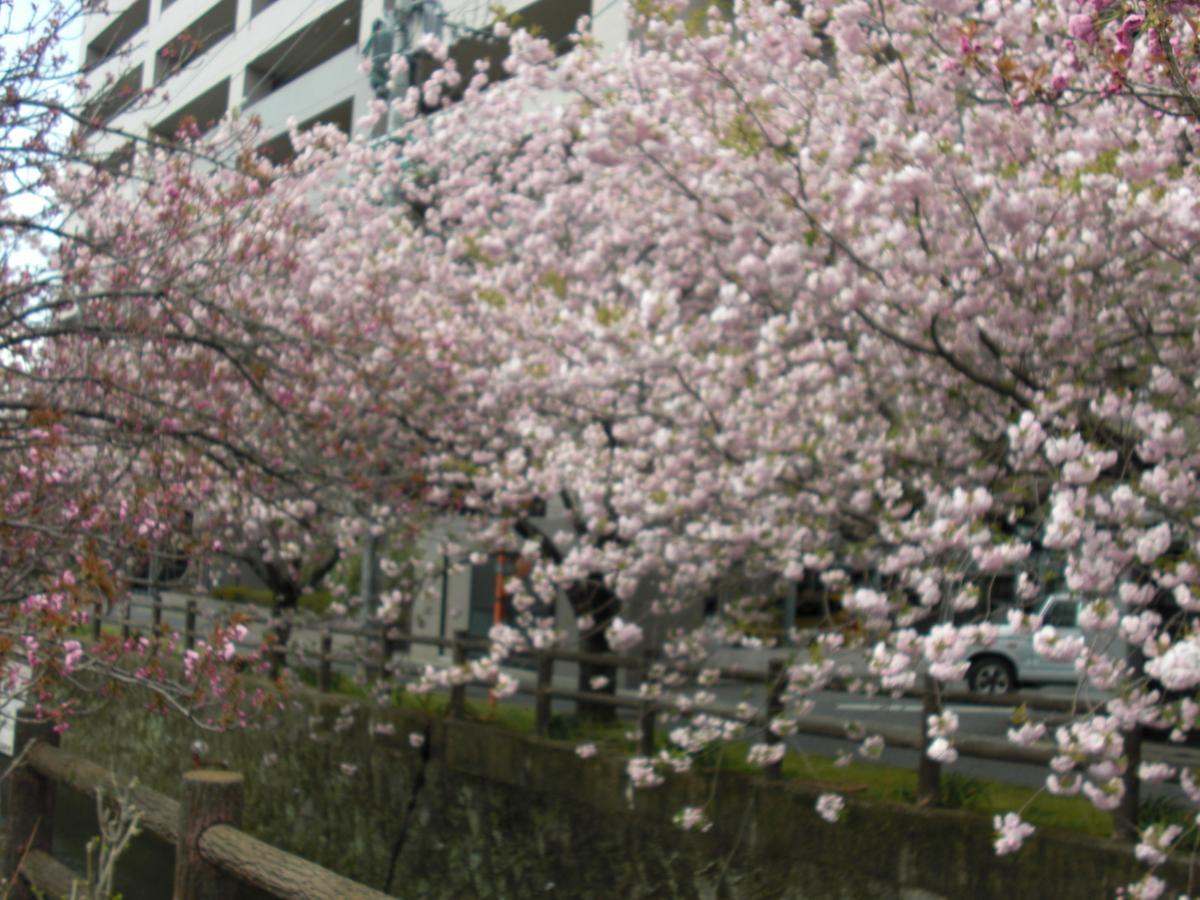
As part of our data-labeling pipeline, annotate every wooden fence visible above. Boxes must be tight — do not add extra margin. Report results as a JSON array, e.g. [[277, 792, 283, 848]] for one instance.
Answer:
[[97, 592, 1164, 837], [0, 720, 390, 899]]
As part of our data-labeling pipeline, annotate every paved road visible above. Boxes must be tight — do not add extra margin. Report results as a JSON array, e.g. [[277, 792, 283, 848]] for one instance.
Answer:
[[800, 690, 1194, 799]]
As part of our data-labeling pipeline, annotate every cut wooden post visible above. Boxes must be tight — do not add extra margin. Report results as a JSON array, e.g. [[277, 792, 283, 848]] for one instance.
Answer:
[[184, 599, 197, 651], [535, 652, 553, 735], [1, 721, 59, 900], [917, 674, 942, 806], [173, 769, 244, 900], [318, 632, 333, 693], [121, 600, 132, 642], [449, 630, 467, 718], [151, 588, 163, 629], [765, 659, 785, 777], [90, 605, 102, 641]]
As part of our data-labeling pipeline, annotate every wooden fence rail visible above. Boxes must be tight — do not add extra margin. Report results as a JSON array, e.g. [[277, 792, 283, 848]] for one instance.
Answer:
[[94, 593, 1158, 816], [99, 593, 1077, 703], [0, 722, 390, 899]]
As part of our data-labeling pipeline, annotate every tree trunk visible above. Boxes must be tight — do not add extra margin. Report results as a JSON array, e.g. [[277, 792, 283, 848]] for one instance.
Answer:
[[268, 581, 301, 668], [569, 575, 619, 725]]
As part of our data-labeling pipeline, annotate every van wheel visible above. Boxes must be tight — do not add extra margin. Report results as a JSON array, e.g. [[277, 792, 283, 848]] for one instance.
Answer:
[[967, 657, 1016, 694]]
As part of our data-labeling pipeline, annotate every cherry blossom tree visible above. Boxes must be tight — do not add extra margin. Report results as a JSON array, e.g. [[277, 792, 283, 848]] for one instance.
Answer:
[[0, 1, 377, 727], [8, 0, 1200, 891], [278, 0, 1200, 886]]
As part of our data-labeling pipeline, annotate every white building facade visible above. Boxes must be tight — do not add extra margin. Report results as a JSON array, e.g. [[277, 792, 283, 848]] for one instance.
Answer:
[[80, 0, 637, 663], [81, 0, 628, 161]]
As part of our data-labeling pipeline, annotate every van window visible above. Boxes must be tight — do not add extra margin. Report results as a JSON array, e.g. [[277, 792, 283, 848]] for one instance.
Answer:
[[1043, 600, 1077, 628]]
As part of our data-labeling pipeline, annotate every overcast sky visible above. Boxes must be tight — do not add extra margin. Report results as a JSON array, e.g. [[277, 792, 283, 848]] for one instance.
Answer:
[[3, 1, 89, 270], [6, 0, 86, 72]]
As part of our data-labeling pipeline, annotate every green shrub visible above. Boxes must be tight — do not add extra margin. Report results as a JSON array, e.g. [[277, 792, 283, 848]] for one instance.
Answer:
[[1138, 794, 1190, 831], [547, 713, 581, 740], [298, 590, 332, 614], [942, 774, 990, 811], [293, 666, 359, 695]]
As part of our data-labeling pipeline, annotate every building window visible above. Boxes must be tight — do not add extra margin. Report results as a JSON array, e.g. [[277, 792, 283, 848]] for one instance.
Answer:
[[82, 65, 144, 130], [152, 77, 229, 141], [243, 0, 360, 107], [154, 0, 236, 85], [85, 0, 149, 70]]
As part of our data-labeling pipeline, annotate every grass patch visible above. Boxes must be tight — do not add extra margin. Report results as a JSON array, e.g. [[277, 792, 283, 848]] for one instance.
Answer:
[[780, 752, 1113, 836], [209, 584, 333, 614], [384, 688, 635, 748], [1137, 793, 1191, 831], [973, 779, 1113, 836], [292, 667, 369, 698], [392, 689, 454, 717], [687, 741, 1115, 837], [781, 752, 917, 801], [467, 698, 540, 733], [541, 711, 632, 746]]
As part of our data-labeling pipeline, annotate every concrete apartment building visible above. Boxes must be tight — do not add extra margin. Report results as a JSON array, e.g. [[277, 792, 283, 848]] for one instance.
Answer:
[[81, 0, 638, 661], [80, 0, 628, 162]]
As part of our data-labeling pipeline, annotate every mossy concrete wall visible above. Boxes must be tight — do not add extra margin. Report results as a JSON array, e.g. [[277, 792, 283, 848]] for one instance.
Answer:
[[65, 688, 1188, 898]]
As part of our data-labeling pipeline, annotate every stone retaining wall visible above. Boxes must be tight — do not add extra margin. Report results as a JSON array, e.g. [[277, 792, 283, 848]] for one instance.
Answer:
[[65, 687, 1187, 898]]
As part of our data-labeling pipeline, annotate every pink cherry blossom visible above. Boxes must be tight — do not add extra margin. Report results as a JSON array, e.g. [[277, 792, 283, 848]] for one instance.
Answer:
[[816, 793, 845, 823], [992, 813, 1035, 855]]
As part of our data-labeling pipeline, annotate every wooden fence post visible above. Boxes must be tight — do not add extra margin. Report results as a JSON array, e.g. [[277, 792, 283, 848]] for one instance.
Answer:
[[638, 648, 656, 757], [449, 630, 467, 718], [917, 674, 942, 806], [535, 652, 553, 735], [91, 605, 102, 642], [1115, 724, 1142, 842], [377, 624, 392, 683], [765, 659, 785, 777], [120, 600, 132, 642], [184, 599, 197, 651], [318, 632, 333, 693], [1116, 646, 1147, 841], [173, 770, 244, 900], [1, 721, 59, 899], [151, 589, 163, 630]]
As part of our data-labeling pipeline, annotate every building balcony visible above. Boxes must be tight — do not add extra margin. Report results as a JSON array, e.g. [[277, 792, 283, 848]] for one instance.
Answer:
[[244, 45, 363, 140]]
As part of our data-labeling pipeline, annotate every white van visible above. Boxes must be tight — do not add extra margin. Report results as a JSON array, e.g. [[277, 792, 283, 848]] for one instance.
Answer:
[[965, 594, 1088, 693]]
